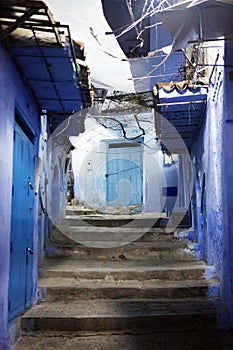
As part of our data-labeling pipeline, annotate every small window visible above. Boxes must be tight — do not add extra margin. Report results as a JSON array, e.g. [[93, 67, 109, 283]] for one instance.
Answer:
[[15, 109, 35, 143], [164, 153, 178, 166], [162, 186, 178, 197]]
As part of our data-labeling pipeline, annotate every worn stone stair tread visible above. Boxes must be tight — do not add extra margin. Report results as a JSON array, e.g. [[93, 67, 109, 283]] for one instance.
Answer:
[[39, 259, 211, 280], [45, 240, 196, 261], [50, 227, 180, 244], [53, 227, 176, 236], [56, 225, 173, 234], [21, 299, 219, 319], [38, 276, 219, 289], [45, 242, 195, 258], [50, 231, 175, 242], [20, 299, 221, 335], [59, 215, 169, 229], [58, 225, 152, 231], [54, 231, 170, 243], [64, 212, 167, 220], [66, 206, 97, 215], [47, 240, 189, 249], [41, 258, 208, 270], [50, 231, 192, 245], [47, 242, 191, 251], [14, 330, 233, 350], [40, 259, 208, 273]]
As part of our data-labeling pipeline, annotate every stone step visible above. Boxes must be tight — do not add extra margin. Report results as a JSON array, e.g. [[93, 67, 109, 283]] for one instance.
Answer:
[[61, 215, 168, 228], [50, 226, 177, 244], [62, 210, 191, 229], [51, 225, 193, 249], [14, 330, 233, 350], [38, 277, 220, 302], [45, 241, 195, 260], [66, 207, 97, 216], [20, 299, 220, 335], [39, 259, 211, 281]]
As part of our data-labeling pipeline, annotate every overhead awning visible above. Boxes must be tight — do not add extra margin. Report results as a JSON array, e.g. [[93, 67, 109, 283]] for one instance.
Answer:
[[157, 0, 233, 51], [154, 81, 208, 151], [0, 0, 92, 131], [130, 51, 184, 93], [44, 0, 135, 94], [11, 45, 84, 113]]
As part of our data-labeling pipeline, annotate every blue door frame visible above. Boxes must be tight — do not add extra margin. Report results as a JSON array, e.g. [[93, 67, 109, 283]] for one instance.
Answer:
[[8, 122, 35, 321], [106, 140, 143, 206]]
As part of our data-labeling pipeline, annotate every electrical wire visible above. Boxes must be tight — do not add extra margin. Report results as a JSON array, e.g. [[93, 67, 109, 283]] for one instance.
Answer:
[[115, 7, 157, 39], [115, 0, 175, 40], [65, 114, 162, 155], [131, 50, 172, 82], [136, 21, 162, 42]]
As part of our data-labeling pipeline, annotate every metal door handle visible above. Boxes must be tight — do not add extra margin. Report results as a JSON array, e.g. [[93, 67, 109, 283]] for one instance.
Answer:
[[27, 247, 34, 255], [28, 181, 34, 190]]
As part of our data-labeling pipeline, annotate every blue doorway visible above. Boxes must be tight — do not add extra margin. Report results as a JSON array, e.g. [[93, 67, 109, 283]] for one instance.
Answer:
[[106, 140, 143, 206], [8, 122, 35, 321]]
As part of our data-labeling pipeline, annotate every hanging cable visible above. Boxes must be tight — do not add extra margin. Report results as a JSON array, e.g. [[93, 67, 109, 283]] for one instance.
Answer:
[[188, 103, 195, 125], [132, 50, 172, 82]]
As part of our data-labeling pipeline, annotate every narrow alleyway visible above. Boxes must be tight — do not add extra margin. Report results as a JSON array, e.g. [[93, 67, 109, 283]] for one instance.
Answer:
[[2, 2, 233, 349], [14, 206, 233, 349]]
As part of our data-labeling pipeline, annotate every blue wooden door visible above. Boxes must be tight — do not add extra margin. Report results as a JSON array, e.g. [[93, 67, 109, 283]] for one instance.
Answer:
[[106, 141, 143, 206], [8, 123, 35, 321]]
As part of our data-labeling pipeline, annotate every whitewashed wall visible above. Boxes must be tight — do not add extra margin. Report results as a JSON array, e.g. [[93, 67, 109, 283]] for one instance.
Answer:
[[70, 117, 176, 214]]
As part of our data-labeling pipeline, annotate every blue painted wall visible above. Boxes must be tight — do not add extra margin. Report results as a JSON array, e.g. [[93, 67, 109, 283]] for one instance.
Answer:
[[102, 0, 184, 92], [0, 45, 40, 348], [191, 41, 233, 327], [221, 40, 233, 328], [130, 11, 184, 92]]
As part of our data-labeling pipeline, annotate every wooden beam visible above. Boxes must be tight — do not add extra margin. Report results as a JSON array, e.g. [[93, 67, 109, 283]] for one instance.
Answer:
[[0, 7, 40, 41], [0, 1, 45, 8]]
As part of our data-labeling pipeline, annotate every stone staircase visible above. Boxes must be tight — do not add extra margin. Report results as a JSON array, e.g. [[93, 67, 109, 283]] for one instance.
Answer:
[[14, 206, 225, 350]]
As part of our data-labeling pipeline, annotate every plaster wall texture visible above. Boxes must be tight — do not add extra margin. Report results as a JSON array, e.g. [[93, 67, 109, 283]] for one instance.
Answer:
[[71, 119, 115, 208], [221, 40, 233, 327], [192, 41, 233, 327], [0, 46, 40, 349], [192, 43, 224, 265], [46, 137, 73, 225]]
